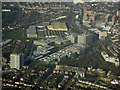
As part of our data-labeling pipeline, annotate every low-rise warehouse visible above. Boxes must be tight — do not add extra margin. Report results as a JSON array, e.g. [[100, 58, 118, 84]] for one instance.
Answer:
[[47, 21, 68, 31]]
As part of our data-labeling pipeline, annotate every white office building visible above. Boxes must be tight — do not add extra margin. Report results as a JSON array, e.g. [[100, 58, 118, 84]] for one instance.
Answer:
[[99, 31, 108, 40], [66, 35, 77, 43], [10, 53, 24, 70], [78, 33, 93, 44]]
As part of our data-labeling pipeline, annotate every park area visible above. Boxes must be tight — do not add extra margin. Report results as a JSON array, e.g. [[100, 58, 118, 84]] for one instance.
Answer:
[[3, 30, 24, 40]]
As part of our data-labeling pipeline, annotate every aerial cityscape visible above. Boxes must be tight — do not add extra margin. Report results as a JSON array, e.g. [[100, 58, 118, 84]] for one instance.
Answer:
[[2, 1, 120, 90]]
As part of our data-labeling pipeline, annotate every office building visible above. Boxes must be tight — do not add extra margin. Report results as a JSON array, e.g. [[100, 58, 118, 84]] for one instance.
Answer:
[[101, 51, 119, 67], [77, 33, 93, 45], [10, 53, 24, 70], [66, 35, 77, 43], [26, 26, 37, 38], [99, 31, 107, 40], [117, 10, 120, 17]]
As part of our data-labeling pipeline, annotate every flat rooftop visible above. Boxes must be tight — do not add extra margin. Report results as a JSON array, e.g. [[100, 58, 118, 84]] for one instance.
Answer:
[[27, 26, 36, 34], [47, 21, 68, 31]]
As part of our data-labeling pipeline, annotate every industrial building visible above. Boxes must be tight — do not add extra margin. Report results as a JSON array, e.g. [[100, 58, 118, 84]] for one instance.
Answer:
[[33, 45, 55, 60], [47, 21, 68, 31], [37, 29, 66, 38], [44, 30, 66, 38], [10, 53, 24, 70], [36, 22, 50, 28], [27, 22, 67, 38], [38, 43, 89, 64], [78, 33, 93, 45], [26, 26, 37, 38]]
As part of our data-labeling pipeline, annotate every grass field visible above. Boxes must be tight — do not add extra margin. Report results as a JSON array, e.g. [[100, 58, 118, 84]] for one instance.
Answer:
[[40, 13, 46, 18], [3, 30, 24, 40]]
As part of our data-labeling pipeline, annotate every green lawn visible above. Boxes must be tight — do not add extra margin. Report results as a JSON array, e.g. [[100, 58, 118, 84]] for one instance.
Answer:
[[39, 13, 47, 18], [3, 30, 24, 40]]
